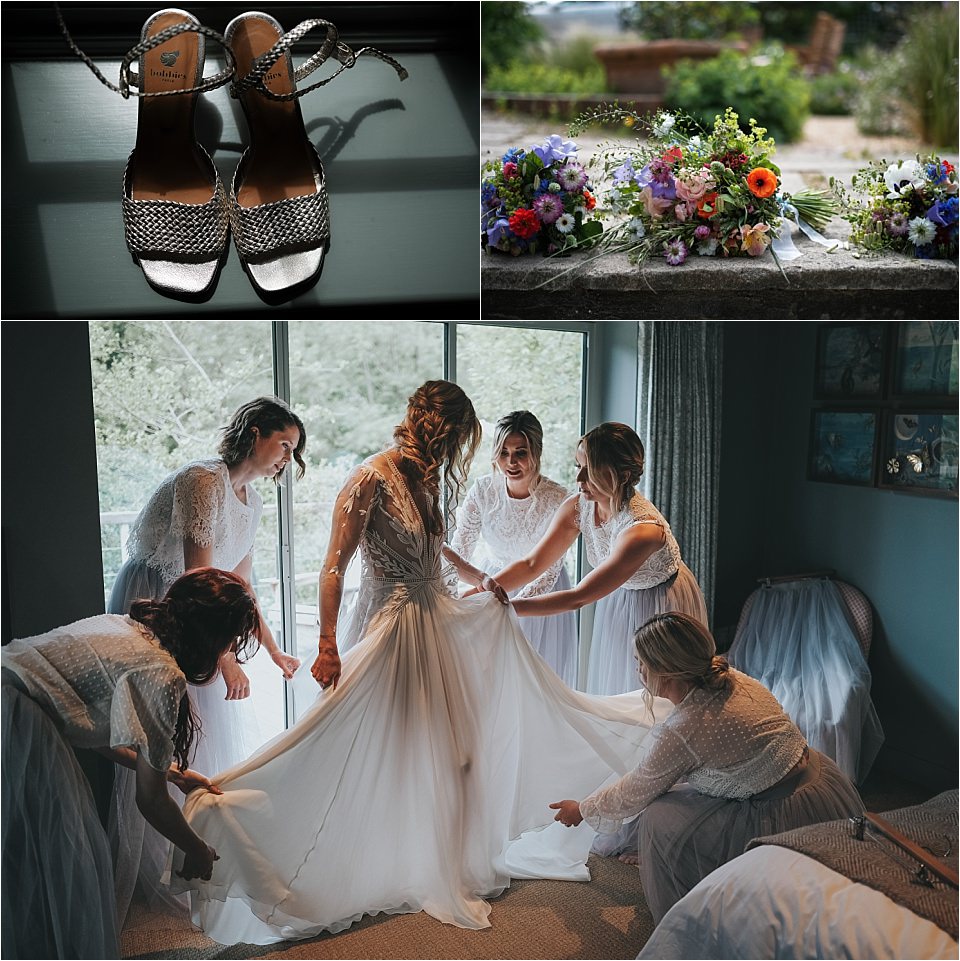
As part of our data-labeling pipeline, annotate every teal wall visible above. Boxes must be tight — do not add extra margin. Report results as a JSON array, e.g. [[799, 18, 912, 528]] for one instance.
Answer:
[[717, 322, 958, 788]]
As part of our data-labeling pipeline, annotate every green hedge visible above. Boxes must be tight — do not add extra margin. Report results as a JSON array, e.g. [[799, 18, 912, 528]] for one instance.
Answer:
[[663, 47, 810, 143]]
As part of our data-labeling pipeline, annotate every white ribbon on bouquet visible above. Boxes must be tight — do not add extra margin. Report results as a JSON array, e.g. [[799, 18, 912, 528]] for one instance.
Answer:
[[772, 201, 840, 261]]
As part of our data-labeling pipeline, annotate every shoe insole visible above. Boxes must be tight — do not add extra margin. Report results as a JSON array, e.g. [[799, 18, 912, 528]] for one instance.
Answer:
[[133, 12, 213, 203], [230, 16, 319, 206]]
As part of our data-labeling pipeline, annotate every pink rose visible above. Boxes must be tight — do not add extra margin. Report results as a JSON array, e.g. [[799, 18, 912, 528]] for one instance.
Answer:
[[503, 162, 518, 181]]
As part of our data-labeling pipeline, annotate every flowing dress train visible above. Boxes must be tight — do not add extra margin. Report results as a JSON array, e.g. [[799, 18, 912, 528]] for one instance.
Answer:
[[174, 454, 669, 944]]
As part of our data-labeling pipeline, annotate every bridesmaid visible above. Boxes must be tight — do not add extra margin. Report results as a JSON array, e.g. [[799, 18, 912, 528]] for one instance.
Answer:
[[481, 422, 707, 696], [450, 411, 578, 687], [107, 396, 304, 920]]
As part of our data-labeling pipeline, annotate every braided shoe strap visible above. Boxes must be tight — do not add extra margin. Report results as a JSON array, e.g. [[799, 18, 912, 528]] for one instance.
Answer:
[[229, 181, 330, 260], [230, 18, 407, 102], [122, 154, 229, 258], [56, 4, 236, 99]]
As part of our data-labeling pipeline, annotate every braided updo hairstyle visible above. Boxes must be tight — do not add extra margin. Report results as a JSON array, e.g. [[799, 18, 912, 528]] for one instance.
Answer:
[[393, 380, 481, 534], [634, 612, 731, 716], [129, 568, 261, 770], [580, 422, 645, 510]]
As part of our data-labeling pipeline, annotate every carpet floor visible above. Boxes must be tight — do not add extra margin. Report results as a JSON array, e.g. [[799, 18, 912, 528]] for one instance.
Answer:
[[120, 770, 935, 960]]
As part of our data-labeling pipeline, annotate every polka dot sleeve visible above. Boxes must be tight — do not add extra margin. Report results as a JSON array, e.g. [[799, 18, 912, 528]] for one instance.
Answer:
[[579, 724, 699, 833], [110, 664, 187, 771]]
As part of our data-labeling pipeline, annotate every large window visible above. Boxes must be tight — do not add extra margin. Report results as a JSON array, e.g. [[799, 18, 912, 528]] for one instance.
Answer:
[[89, 321, 587, 742]]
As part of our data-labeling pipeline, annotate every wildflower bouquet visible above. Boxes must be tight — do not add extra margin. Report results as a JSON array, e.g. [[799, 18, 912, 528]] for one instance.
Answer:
[[837, 156, 958, 259], [481, 135, 603, 256], [576, 107, 836, 268]]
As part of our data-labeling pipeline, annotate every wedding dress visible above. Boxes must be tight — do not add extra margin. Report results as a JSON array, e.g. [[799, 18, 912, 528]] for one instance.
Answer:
[[175, 452, 669, 945]]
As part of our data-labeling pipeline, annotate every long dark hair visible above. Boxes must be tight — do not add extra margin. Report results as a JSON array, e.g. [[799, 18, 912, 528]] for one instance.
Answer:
[[130, 568, 260, 770], [217, 396, 307, 481]]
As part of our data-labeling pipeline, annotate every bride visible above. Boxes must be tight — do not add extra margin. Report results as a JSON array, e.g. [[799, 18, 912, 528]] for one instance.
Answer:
[[175, 381, 669, 945]]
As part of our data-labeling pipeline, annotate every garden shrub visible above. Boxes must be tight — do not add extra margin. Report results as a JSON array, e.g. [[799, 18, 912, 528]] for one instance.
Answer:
[[809, 62, 860, 116], [852, 46, 911, 136], [663, 46, 810, 143]]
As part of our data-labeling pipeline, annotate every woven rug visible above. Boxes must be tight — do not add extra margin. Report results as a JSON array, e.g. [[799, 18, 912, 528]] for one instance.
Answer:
[[121, 854, 655, 960]]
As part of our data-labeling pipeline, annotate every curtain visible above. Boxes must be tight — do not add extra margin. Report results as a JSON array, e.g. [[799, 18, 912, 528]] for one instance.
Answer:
[[637, 322, 723, 621]]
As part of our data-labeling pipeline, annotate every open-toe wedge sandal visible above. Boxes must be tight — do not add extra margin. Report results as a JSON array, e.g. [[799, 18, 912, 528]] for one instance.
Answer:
[[58, 6, 235, 302], [224, 12, 408, 304]]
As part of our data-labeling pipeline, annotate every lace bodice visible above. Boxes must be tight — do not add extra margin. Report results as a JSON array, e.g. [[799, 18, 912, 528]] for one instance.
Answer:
[[576, 492, 682, 590], [126, 460, 263, 584], [450, 474, 570, 598], [324, 453, 443, 587], [580, 670, 807, 832]]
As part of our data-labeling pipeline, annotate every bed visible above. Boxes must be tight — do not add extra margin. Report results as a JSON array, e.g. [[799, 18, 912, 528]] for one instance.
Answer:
[[639, 791, 959, 960]]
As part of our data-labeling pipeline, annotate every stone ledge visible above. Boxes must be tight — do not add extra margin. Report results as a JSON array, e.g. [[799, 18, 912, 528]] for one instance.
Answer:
[[481, 240, 959, 320]]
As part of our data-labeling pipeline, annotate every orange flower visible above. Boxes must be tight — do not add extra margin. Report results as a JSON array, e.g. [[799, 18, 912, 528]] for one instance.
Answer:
[[697, 192, 720, 219], [662, 146, 683, 166], [583, 189, 597, 211], [746, 167, 778, 198]]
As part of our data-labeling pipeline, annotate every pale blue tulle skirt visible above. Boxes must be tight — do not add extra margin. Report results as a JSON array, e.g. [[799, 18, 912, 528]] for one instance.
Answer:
[[516, 567, 579, 689], [585, 563, 708, 697], [2, 669, 120, 958], [727, 578, 884, 784]]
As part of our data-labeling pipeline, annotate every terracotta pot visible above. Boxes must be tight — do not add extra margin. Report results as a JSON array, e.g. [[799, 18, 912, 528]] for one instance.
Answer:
[[593, 39, 747, 95]]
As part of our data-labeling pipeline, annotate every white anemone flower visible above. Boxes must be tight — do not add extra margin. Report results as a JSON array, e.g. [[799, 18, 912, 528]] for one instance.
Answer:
[[555, 212, 576, 234], [907, 216, 936, 246], [884, 159, 924, 198]]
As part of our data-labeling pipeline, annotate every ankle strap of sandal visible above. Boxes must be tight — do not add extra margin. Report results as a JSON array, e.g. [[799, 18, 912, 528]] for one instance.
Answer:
[[55, 4, 236, 99], [230, 18, 408, 102]]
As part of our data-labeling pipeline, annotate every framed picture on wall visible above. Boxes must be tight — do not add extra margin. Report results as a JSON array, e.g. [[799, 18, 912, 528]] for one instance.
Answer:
[[892, 322, 959, 399], [808, 409, 878, 486], [814, 323, 887, 400], [879, 410, 959, 497]]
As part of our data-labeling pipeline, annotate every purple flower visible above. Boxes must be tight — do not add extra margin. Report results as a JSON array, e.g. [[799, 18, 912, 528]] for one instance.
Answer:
[[637, 163, 677, 200], [486, 217, 511, 247], [533, 134, 578, 165], [533, 193, 563, 224], [886, 210, 910, 236], [927, 198, 959, 227], [481, 182, 499, 209], [694, 224, 712, 240], [663, 238, 688, 265], [926, 161, 949, 185], [613, 158, 636, 185], [556, 162, 588, 192]]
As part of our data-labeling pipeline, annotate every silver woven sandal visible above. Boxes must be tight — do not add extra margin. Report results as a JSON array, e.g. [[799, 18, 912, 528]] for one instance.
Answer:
[[58, 6, 235, 301], [224, 12, 408, 303]]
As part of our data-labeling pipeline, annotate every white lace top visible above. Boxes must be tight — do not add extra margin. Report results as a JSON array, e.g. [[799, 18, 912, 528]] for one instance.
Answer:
[[576, 492, 682, 590], [1, 614, 187, 771], [450, 473, 570, 598], [580, 670, 807, 831], [125, 460, 263, 584]]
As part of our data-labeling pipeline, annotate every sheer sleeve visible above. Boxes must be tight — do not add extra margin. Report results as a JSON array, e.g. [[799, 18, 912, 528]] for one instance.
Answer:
[[170, 465, 223, 548], [323, 465, 380, 578], [110, 665, 187, 771], [450, 481, 483, 562], [579, 725, 698, 833]]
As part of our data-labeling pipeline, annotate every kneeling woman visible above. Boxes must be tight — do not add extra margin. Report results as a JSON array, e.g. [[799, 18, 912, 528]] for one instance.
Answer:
[[1, 569, 260, 959], [550, 612, 864, 923]]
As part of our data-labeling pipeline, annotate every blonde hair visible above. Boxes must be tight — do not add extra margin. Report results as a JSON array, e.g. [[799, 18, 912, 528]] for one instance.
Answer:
[[393, 380, 481, 534], [635, 612, 730, 715], [490, 410, 543, 481], [580, 422, 644, 510]]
